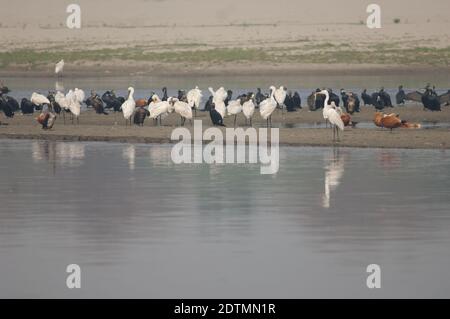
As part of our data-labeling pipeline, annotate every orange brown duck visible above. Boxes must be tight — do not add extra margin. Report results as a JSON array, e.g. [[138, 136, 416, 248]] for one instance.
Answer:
[[135, 98, 148, 108], [373, 112, 421, 131]]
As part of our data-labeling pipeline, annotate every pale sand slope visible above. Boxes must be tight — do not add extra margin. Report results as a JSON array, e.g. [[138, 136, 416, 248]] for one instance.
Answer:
[[1, 0, 449, 49]]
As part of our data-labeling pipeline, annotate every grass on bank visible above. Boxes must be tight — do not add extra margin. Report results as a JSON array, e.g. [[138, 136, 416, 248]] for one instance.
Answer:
[[0, 45, 449, 68]]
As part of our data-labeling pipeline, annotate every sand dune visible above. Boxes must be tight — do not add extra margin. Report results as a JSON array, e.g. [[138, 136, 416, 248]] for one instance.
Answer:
[[1, 0, 449, 48]]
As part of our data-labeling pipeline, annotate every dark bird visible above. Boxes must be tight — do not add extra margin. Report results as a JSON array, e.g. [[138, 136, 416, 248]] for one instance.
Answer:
[[177, 89, 188, 103], [308, 88, 339, 111], [292, 91, 302, 109], [285, 91, 296, 112], [47, 92, 62, 114], [161, 87, 168, 101], [0, 95, 15, 122], [371, 88, 392, 110], [406, 87, 450, 111], [133, 106, 150, 126], [224, 90, 233, 106], [255, 88, 266, 107], [20, 98, 35, 114], [102, 90, 122, 112], [209, 103, 225, 126], [396, 85, 406, 105], [361, 89, 373, 106], [203, 95, 214, 112], [342, 91, 360, 114]]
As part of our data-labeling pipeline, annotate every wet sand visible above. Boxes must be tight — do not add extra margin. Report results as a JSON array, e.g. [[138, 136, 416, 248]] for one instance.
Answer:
[[1, 104, 450, 149]]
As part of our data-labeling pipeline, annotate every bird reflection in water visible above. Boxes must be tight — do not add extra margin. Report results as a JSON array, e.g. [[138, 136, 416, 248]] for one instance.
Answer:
[[122, 145, 136, 171], [55, 81, 64, 92], [31, 141, 86, 174], [322, 148, 345, 209]]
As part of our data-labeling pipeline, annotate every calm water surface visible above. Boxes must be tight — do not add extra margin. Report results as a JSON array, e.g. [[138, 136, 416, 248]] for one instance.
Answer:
[[1, 140, 450, 298], [4, 74, 450, 109]]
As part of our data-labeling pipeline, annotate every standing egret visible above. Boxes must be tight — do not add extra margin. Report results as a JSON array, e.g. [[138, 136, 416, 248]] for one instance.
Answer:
[[74, 88, 85, 105], [55, 91, 71, 124], [208, 87, 227, 119], [187, 86, 203, 117], [317, 90, 344, 141], [68, 94, 81, 124], [243, 93, 255, 126], [120, 87, 136, 126], [172, 97, 193, 126], [227, 99, 243, 128], [31, 92, 50, 108], [55, 59, 64, 77], [259, 86, 277, 128], [148, 98, 174, 126], [274, 86, 287, 111]]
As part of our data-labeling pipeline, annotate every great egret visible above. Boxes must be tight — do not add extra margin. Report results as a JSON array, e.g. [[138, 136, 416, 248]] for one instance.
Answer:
[[68, 94, 81, 124], [259, 86, 277, 128], [208, 87, 227, 119], [227, 99, 243, 127], [318, 90, 344, 141], [55, 59, 64, 77], [148, 96, 173, 126], [74, 88, 85, 105], [120, 87, 136, 126], [274, 86, 287, 111], [172, 97, 193, 126], [187, 86, 202, 117], [242, 94, 255, 126], [31, 92, 50, 106]]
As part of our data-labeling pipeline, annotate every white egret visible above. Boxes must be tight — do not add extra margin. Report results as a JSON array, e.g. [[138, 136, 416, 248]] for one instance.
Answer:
[[55, 59, 64, 77], [242, 94, 255, 127], [227, 99, 243, 127], [318, 90, 344, 141], [259, 86, 277, 128], [30, 92, 50, 106], [120, 87, 136, 126], [172, 97, 193, 126], [208, 87, 227, 119], [187, 86, 203, 117]]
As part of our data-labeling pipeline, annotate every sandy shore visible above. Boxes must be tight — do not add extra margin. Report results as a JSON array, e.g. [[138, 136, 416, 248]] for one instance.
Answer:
[[1, 0, 449, 75], [2, 105, 450, 149]]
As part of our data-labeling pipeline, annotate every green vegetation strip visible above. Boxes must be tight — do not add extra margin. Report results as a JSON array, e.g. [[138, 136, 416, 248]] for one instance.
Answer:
[[0, 46, 449, 67]]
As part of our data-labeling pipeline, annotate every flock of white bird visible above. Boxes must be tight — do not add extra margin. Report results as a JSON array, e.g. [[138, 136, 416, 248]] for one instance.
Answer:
[[31, 88, 84, 124], [51, 59, 344, 140]]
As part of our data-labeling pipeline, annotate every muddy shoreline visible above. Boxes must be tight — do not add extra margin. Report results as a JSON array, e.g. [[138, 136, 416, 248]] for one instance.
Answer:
[[1, 106, 450, 149]]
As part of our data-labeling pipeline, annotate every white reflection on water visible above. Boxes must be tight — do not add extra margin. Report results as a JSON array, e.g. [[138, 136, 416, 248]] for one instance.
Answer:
[[32, 141, 85, 167], [55, 81, 64, 92], [122, 145, 136, 170], [322, 149, 345, 209], [148, 144, 173, 166]]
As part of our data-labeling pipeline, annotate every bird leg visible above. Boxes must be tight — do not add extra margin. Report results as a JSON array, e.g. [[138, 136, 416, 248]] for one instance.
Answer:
[[234, 114, 237, 128]]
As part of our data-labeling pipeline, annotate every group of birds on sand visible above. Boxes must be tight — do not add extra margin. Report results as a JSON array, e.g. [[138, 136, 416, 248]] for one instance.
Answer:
[[308, 85, 450, 113], [0, 78, 447, 142]]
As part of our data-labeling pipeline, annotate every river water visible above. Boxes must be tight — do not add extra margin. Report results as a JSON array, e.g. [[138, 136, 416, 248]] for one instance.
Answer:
[[1, 139, 449, 298]]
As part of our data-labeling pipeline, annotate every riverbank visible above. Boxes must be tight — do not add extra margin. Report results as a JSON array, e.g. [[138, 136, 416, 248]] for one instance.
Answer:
[[1, 62, 450, 78], [1, 106, 450, 149]]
